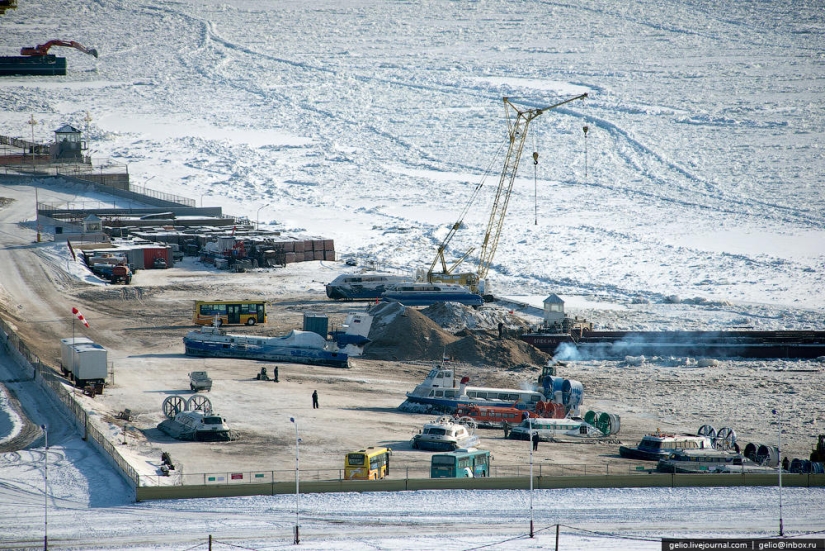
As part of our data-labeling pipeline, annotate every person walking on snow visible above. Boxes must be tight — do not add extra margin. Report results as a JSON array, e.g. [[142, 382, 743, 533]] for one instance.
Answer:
[[312, 390, 319, 409]]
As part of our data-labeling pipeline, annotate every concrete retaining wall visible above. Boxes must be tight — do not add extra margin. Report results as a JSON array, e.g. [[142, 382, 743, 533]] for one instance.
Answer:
[[135, 473, 825, 502]]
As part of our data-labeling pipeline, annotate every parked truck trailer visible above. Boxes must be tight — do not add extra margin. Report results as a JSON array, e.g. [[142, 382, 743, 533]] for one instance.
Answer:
[[59, 337, 108, 387]]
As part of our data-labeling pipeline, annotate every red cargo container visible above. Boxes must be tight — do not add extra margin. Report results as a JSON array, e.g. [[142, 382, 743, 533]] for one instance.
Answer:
[[284, 252, 297, 264], [143, 247, 170, 269]]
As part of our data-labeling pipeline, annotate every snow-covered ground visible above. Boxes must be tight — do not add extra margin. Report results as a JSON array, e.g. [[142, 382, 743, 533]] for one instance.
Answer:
[[1, 0, 824, 548]]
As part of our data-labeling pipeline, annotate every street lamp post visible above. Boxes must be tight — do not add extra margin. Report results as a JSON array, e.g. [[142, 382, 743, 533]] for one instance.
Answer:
[[35, 186, 41, 242], [256, 204, 268, 231], [41, 424, 48, 550], [772, 409, 784, 536], [290, 416, 300, 544], [28, 114, 37, 171], [529, 416, 534, 538], [84, 111, 92, 160]]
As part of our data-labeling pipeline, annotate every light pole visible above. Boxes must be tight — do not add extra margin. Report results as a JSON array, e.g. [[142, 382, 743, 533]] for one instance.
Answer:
[[532, 151, 539, 226], [772, 409, 784, 536], [84, 111, 92, 159], [41, 424, 48, 550], [528, 415, 534, 538], [290, 416, 300, 544], [35, 186, 41, 242], [28, 114, 37, 171], [256, 204, 269, 231]]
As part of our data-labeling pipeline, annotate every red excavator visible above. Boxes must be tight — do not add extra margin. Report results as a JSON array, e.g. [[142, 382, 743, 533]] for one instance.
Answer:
[[20, 40, 98, 58], [1, 39, 98, 76]]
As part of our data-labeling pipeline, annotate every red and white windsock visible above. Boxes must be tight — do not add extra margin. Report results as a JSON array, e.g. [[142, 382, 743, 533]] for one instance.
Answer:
[[71, 307, 90, 328]]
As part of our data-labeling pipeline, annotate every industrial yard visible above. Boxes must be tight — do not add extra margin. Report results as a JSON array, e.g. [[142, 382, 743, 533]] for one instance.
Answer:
[[1, 180, 823, 484]]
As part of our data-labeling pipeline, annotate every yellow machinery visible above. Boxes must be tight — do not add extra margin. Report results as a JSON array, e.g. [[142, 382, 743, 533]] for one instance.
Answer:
[[427, 93, 587, 297]]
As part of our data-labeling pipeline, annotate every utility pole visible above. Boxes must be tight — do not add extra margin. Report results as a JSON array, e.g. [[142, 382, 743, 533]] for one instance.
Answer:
[[290, 416, 300, 544], [41, 424, 48, 550], [83, 111, 92, 161], [28, 114, 37, 171], [772, 409, 784, 536], [529, 416, 534, 538], [35, 187, 41, 242], [583, 125, 589, 178]]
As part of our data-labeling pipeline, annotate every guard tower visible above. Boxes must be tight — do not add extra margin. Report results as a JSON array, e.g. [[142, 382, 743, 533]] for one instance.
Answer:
[[52, 124, 84, 161], [542, 294, 565, 328], [82, 214, 102, 233]]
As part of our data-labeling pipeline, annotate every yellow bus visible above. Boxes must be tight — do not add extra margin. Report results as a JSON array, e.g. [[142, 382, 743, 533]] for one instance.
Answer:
[[344, 446, 392, 480], [193, 300, 267, 326]]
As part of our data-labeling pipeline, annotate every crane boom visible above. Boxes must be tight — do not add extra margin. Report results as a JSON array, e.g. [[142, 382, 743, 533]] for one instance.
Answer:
[[476, 93, 587, 281]]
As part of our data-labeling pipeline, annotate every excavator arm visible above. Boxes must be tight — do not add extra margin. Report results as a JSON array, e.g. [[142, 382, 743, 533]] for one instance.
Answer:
[[21, 40, 98, 58], [476, 93, 587, 281]]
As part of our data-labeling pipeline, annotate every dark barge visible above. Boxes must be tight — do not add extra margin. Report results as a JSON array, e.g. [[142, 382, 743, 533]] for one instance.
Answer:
[[521, 330, 825, 360], [0, 55, 67, 76]]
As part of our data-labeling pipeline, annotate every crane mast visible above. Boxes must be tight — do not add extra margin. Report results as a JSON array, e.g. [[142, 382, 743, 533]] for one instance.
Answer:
[[426, 92, 586, 295], [476, 93, 587, 282]]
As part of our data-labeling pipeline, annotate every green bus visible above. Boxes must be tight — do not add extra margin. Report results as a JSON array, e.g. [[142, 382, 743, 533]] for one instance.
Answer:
[[430, 449, 490, 478]]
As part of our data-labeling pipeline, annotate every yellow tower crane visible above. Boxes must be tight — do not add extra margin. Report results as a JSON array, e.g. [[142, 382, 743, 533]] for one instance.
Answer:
[[427, 92, 587, 298]]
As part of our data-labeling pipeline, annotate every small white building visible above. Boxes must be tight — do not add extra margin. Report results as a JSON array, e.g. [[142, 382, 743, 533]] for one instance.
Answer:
[[82, 214, 102, 233], [542, 294, 565, 327]]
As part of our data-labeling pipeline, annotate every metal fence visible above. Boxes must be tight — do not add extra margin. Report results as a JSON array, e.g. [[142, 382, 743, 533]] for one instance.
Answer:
[[137, 462, 659, 488], [0, 316, 140, 495], [1, 160, 195, 207]]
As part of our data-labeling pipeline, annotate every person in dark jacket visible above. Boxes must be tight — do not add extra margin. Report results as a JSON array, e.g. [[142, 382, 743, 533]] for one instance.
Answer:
[[312, 390, 319, 409], [532, 430, 539, 451]]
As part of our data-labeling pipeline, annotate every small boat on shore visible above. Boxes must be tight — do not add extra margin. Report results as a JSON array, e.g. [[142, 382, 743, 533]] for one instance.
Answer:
[[656, 449, 743, 473], [183, 325, 350, 368], [402, 365, 545, 413], [411, 416, 480, 452], [619, 430, 716, 461], [325, 273, 412, 301], [157, 410, 232, 442], [508, 417, 605, 441], [381, 283, 484, 307]]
